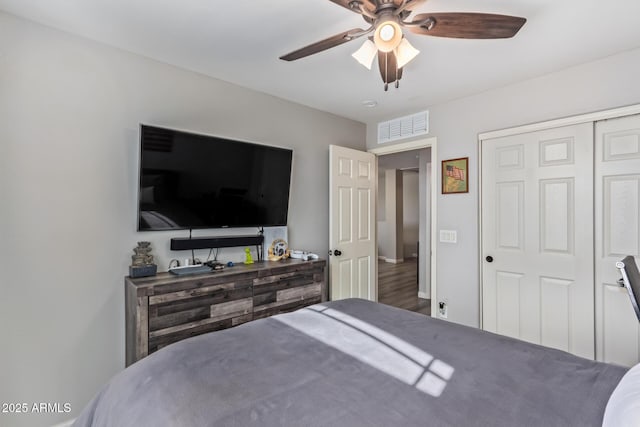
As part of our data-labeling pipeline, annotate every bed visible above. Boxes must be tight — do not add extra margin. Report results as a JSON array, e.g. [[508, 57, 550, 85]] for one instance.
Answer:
[[74, 257, 640, 427]]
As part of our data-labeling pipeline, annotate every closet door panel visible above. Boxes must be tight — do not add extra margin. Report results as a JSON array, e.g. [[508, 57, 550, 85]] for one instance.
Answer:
[[595, 114, 640, 366], [481, 123, 595, 359]]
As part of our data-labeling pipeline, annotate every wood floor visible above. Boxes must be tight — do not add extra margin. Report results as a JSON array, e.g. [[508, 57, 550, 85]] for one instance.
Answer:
[[378, 258, 431, 316]]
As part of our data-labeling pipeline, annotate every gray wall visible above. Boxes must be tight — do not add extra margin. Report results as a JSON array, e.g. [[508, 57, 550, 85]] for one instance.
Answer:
[[367, 47, 640, 327], [0, 12, 365, 427]]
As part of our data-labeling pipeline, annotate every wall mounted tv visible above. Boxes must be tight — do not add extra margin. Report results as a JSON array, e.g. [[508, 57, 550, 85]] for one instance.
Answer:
[[137, 125, 293, 231]]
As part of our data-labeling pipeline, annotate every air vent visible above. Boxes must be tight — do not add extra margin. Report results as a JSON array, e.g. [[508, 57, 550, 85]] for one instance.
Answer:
[[377, 110, 429, 144]]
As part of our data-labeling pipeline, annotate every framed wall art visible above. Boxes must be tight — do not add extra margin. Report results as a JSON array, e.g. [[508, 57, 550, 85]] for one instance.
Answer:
[[442, 157, 469, 194]]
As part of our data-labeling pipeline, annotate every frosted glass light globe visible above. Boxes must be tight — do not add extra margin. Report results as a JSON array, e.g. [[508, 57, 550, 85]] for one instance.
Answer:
[[374, 20, 403, 53], [379, 23, 395, 41]]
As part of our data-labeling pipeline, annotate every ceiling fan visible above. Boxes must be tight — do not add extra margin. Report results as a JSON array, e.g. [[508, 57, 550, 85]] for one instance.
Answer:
[[280, 0, 526, 90]]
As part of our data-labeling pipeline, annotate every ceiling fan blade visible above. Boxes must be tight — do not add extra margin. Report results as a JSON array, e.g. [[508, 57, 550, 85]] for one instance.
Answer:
[[407, 12, 526, 39], [393, 0, 427, 12], [392, 0, 428, 19], [280, 28, 365, 61], [327, 0, 376, 14]]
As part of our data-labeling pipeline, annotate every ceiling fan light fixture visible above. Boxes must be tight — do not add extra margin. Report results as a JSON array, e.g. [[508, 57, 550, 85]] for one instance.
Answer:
[[373, 19, 402, 52], [395, 37, 420, 69], [279, 2, 526, 92], [352, 39, 378, 70]]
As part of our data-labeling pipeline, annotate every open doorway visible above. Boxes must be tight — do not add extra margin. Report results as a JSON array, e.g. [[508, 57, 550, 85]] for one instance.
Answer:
[[376, 147, 432, 315]]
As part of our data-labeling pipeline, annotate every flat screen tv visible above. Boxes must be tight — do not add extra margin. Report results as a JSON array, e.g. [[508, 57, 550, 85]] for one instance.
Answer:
[[137, 125, 293, 231]]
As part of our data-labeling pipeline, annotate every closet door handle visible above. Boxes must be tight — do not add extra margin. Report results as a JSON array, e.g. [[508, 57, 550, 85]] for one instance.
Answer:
[[485, 256, 494, 263]]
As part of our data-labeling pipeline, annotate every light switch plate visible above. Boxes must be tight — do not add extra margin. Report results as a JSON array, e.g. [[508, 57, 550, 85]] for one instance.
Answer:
[[439, 230, 457, 243]]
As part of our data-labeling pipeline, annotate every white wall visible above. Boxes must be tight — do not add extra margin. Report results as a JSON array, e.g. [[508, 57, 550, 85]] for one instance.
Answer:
[[367, 47, 640, 327], [418, 148, 431, 297], [402, 170, 419, 257], [0, 12, 365, 427], [377, 170, 388, 259], [377, 169, 419, 262], [380, 169, 404, 262]]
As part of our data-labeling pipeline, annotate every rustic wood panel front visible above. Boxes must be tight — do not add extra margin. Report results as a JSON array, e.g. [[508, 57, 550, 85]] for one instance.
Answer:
[[125, 259, 326, 366], [149, 282, 252, 331]]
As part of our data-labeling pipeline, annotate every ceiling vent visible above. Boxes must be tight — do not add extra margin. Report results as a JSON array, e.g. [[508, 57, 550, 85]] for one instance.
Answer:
[[377, 110, 429, 144]]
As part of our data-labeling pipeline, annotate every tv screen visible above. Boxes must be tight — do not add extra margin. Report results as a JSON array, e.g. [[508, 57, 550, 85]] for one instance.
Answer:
[[137, 125, 293, 231]]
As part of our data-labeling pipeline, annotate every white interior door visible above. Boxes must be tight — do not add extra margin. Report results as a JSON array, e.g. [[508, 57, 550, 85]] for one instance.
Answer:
[[595, 114, 640, 366], [329, 145, 377, 301], [481, 123, 595, 358]]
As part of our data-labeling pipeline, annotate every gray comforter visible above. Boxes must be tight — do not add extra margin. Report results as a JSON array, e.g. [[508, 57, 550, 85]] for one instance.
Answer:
[[75, 299, 626, 426]]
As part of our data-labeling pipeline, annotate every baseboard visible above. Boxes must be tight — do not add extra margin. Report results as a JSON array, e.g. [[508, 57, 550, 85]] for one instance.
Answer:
[[51, 418, 76, 427], [378, 256, 405, 263], [418, 291, 429, 299]]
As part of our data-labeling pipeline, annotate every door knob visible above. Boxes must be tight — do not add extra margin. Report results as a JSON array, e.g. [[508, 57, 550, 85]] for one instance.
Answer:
[[485, 256, 494, 263], [334, 250, 342, 256]]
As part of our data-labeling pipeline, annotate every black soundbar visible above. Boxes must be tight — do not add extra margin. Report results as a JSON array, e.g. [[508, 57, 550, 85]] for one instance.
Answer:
[[170, 235, 264, 251]]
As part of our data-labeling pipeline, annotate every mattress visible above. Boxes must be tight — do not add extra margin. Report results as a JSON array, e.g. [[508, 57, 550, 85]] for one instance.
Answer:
[[74, 298, 627, 426]]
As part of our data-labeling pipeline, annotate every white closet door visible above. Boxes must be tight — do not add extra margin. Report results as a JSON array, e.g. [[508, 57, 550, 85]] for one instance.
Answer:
[[482, 123, 595, 359], [595, 114, 640, 366]]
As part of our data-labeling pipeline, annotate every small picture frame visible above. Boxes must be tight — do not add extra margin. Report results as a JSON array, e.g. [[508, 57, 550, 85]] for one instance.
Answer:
[[442, 157, 469, 194]]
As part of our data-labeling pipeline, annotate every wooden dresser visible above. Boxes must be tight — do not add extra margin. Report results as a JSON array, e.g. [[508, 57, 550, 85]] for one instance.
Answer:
[[125, 259, 326, 366]]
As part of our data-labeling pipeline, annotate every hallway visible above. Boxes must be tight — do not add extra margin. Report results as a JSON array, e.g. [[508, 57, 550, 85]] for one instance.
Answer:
[[378, 258, 430, 316]]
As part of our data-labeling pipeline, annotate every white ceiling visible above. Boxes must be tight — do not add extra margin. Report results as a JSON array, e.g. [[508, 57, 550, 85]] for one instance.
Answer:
[[2, 0, 640, 123]]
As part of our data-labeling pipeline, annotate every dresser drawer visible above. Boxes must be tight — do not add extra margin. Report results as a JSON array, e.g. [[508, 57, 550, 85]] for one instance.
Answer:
[[148, 280, 252, 353], [253, 266, 323, 319], [148, 299, 253, 352]]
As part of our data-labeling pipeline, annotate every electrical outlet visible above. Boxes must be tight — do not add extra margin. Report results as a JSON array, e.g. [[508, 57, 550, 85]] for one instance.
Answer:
[[438, 301, 448, 319]]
